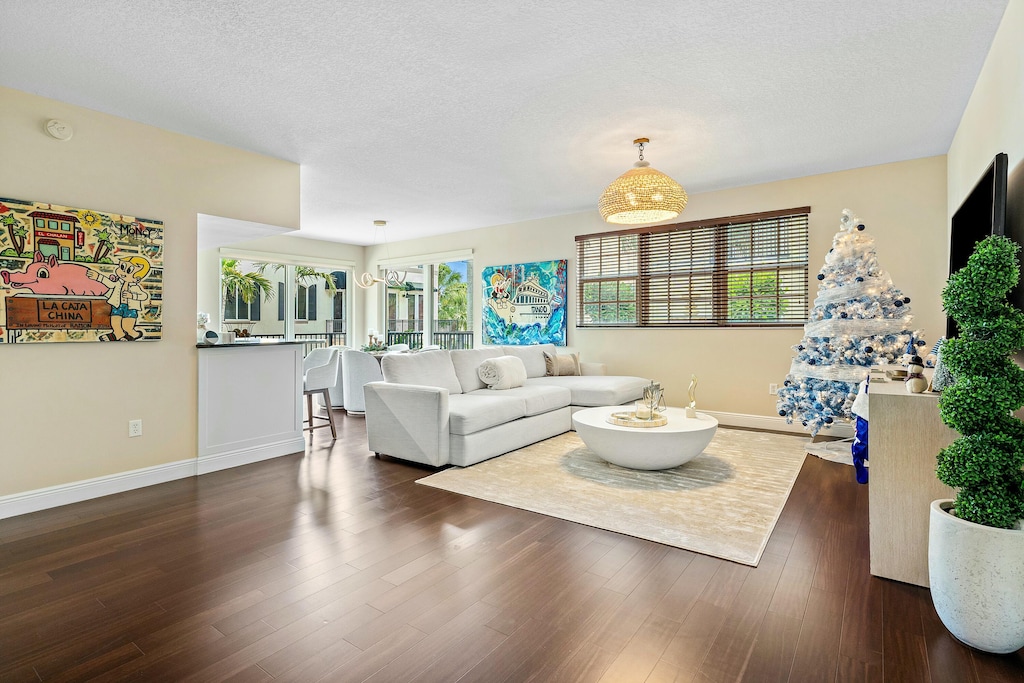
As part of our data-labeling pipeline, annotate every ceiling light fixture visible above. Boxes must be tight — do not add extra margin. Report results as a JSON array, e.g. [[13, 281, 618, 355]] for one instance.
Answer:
[[598, 138, 687, 225], [356, 220, 407, 289]]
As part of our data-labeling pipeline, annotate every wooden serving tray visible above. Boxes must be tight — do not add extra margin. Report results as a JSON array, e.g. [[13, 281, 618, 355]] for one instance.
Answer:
[[606, 411, 668, 428]]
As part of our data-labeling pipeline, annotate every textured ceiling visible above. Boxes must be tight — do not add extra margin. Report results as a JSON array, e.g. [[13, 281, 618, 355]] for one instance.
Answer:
[[0, 1, 1008, 245]]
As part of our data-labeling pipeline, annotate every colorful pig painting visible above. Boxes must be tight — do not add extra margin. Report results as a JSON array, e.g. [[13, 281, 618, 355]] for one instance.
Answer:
[[0, 197, 163, 343], [0, 252, 109, 296]]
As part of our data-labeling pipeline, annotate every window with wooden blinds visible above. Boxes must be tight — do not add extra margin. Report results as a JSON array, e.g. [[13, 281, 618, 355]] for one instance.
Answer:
[[576, 207, 809, 327]]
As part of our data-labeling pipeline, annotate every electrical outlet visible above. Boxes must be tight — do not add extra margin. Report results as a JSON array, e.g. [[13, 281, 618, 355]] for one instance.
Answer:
[[128, 419, 143, 438], [768, 383, 778, 395]]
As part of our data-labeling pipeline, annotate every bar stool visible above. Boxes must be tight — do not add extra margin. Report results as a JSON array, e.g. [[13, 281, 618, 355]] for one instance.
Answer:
[[303, 347, 340, 438], [326, 345, 349, 408]]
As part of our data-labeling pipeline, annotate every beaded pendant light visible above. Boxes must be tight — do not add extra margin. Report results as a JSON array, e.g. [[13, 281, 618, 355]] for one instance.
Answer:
[[598, 138, 687, 225]]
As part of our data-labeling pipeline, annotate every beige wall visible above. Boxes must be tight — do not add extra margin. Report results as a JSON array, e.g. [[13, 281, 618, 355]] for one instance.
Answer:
[[364, 156, 948, 416], [0, 86, 300, 496], [948, 0, 1021, 217]]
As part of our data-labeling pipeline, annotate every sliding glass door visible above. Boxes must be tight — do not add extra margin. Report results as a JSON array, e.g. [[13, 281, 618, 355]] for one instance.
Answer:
[[382, 259, 473, 349]]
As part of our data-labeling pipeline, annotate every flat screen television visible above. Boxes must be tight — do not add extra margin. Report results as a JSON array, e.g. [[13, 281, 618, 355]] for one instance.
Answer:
[[947, 152, 1008, 338]]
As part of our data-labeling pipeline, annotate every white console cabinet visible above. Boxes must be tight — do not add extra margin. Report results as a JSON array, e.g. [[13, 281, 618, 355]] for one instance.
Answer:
[[867, 381, 956, 587]]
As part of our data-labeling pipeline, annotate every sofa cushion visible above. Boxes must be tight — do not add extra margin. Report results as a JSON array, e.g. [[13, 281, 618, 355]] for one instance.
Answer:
[[500, 343, 557, 378], [450, 347, 504, 392], [525, 375, 650, 407], [544, 351, 580, 376], [381, 350, 463, 395], [448, 393, 526, 435], [465, 384, 570, 416]]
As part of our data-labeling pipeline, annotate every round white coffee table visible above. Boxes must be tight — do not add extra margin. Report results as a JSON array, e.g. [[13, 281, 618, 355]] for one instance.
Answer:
[[571, 406, 719, 470]]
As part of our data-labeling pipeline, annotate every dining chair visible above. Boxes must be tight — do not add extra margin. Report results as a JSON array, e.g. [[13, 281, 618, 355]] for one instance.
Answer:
[[386, 343, 410, 353], [341, 348, 384, 415], [303, 347, 340, 438]]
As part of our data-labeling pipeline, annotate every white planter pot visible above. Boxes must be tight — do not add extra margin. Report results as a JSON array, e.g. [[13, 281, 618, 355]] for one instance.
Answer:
[[928, 499, 1024, 654]]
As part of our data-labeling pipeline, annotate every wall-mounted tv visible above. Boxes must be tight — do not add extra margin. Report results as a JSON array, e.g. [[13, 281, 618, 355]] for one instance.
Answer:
[[947, 152, 1008, 338]]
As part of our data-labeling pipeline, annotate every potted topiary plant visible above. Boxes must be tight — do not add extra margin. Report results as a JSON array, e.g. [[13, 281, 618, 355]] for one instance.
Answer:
[[929, 234, 1024, 654]]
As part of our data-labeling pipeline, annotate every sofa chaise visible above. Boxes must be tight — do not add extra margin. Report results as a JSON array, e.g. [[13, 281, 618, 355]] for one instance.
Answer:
[[364, 344, 649, 467]]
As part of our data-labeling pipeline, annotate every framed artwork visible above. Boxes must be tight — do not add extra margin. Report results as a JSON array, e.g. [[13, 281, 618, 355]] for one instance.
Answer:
[[482, 259, 567, 346], [0, 197, 163, 344]]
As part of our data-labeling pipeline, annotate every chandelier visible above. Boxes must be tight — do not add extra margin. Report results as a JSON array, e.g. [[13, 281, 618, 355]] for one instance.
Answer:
[[356, 220, 407, 289], [598, 138, 687, 225]]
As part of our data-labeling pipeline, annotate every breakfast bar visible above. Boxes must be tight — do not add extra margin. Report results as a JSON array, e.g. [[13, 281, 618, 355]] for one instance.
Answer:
[[197, 339, 306, 474]]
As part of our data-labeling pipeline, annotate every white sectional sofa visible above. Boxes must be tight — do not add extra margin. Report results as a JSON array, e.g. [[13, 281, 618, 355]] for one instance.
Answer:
[[363, 344, 650, 467]]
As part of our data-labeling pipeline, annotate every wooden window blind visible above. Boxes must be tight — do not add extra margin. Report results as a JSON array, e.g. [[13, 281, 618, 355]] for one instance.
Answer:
[[576, 207, 809, 327]]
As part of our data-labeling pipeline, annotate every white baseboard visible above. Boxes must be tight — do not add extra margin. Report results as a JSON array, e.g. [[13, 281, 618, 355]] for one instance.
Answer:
[[703, 410, 855, 439], [0, 411, 843, 522], [197, 437, 306, 475], [0, 438, 306, 520], [0, 458, 197, 521]]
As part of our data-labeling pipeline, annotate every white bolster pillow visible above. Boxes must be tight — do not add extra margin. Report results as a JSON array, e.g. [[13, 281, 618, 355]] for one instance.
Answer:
[[477, 355, 527, 390]]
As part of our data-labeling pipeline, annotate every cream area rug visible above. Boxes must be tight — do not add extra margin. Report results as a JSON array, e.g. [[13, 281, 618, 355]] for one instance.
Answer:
[[417, 428, 809, 566]]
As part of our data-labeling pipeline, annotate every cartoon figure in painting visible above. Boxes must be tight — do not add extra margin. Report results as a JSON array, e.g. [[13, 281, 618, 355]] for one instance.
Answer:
[[87, 256, 151, 341], [489, 271, 512, 309], [0, 252, 108, 296]]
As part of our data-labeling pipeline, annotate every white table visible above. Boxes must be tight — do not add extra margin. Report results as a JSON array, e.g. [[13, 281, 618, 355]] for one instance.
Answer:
[[572, 406, 719, 470]]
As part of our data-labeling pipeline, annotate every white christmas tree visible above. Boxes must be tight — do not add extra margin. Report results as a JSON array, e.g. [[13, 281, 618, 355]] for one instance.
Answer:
[[776, 209, 924, 435]]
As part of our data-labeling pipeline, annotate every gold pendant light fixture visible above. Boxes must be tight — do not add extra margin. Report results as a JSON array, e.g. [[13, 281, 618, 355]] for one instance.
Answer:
[[356, 220, 407, 289], [599, 138, 687, 225]]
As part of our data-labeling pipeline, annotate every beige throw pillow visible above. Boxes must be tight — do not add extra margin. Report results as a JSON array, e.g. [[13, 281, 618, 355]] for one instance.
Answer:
[[543, 351, 580, 376]]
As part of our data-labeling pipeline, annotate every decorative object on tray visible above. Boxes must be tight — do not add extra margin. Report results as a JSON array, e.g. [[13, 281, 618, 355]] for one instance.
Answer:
[[607, 410, 668, 428], [642, 380, 666, 415], [686, 374, 698, 418]]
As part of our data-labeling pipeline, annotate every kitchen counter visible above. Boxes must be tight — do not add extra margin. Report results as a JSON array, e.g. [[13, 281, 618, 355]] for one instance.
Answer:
[[196, 338, 304, 349], [197, 341, 305, 473]]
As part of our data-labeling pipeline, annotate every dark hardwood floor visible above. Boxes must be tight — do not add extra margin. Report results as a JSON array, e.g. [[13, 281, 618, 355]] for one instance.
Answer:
[[1, 413, 1021, 682]]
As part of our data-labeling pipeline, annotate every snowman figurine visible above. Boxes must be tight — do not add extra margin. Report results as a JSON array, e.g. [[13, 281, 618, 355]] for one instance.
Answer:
[[905, 355, 928, 393]]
